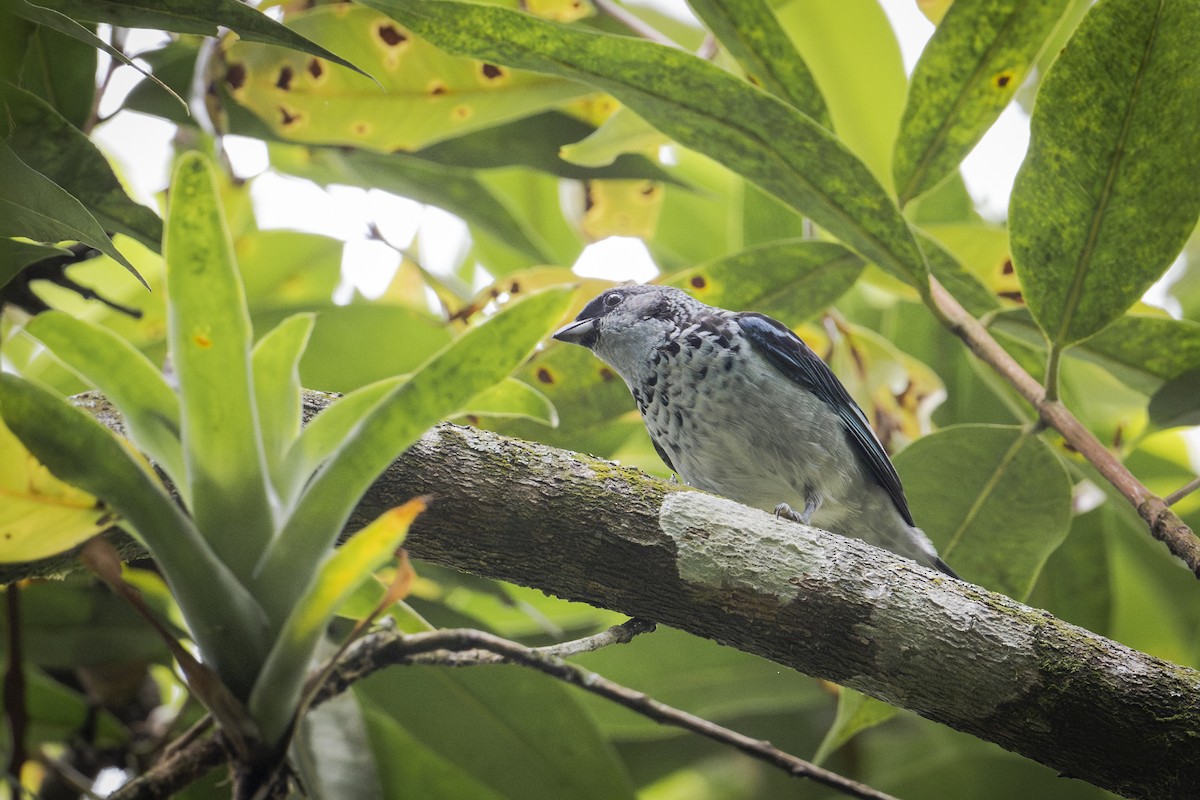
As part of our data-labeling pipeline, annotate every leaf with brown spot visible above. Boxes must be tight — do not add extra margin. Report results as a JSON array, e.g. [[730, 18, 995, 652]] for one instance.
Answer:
[[579, 179, 663, 241], [894, 0, 1074, 205], [661, 240, 863, 326], [220, 5, 590, 152]]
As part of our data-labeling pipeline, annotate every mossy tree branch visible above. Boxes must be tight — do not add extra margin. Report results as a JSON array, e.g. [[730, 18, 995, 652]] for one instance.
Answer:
[[5, 392, 1199, 799]]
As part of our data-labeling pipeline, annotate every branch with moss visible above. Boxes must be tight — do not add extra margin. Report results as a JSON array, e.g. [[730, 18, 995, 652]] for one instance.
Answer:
[[7, 392, 1200, 799], [926, 276, 1200, 577]]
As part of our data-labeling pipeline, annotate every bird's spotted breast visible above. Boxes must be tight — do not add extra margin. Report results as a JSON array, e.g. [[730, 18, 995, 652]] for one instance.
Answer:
[[555, 283, 954, 575]]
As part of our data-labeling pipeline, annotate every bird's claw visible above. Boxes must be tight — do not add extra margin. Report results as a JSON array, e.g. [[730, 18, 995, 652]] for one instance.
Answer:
[[774, 495, 819, 525], [774, 503, 803, 523]]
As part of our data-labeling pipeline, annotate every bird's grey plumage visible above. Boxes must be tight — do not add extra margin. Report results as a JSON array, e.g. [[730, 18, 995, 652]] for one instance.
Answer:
[[553, 284, 956, 577]]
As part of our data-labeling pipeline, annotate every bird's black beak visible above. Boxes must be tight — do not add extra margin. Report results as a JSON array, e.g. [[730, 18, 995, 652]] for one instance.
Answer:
[[552, 317, 599, 348]]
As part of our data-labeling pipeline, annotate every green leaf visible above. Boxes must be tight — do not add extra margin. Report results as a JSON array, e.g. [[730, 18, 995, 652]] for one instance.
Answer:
[[774, 0, 907, 191], [220, 4, 584, 152], [0, 664, 127, 751], [685, 0, 829, 125], [250, 499, 424, 744], [360, 706, 505, 800], [0, 137, 142, 281], [292, 694, 384, 800], [0, 414, 112, 563], [475, 167, 587, 272], [254, 286, 575, 624], [1149, 367, 1200, 429], [23, 311, 185, 493], [894, 424, 1072, 599], [286, 304, 452, 394], [4, 578, 173, 668], [268, 144, 554, 265], [894, 0, 1073, 206], [450, 110, 673, 181], [461, 377, 557, 426], [812, 688, 898, 765], [2, 82, 163, 251], [119, 39, 198, 124], [0, 238, 69, 289], [990, 309, 1200, 393], [364, 0, 928, 284], [918, 230, 1002, 317], [39, 0, 372, 79], [284, 378, 402, 510], [12, 0, 186, 112], [17, 24, 96, 128], [661, 239, 863, 325], [0, 375, 269, 697], [356, 664, 637, 800], [1028, 505, 1114, 636], [1009, 0, 1200, 347], [494, 342, 643, 457], [164, 151, 274, 580], [251, 313, 314, 495], [572, 626, 825, 740]]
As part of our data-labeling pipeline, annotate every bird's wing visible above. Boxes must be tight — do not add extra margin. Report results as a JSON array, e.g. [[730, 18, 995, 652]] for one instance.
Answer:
[[735, 312, 915, 526], [649, 435, 677, 473]]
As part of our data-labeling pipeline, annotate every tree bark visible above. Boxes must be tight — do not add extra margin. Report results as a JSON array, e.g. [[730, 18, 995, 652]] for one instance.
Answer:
[[5, 391, 1199, 799]]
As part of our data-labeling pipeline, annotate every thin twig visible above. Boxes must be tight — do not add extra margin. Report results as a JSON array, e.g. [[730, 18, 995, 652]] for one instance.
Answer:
[[110, 620, 658, 800], [927, 275, 1200, 576], [109, 736, 225, 800], [1166, 476, 1200, 507], [1043, 342, 1063, 403], [33, 751, 106, 800], [326, 625, 895, 800], [3, 584, 27, 779], [84, 27, 126, 135], [593, 0, 680, 47]]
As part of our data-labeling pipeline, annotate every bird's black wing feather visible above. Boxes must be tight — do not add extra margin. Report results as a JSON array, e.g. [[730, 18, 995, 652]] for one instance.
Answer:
[[735, 312, 915, 526]]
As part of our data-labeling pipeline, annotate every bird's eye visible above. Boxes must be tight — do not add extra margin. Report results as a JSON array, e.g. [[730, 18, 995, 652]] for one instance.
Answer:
[[603, 291, 623, 308]]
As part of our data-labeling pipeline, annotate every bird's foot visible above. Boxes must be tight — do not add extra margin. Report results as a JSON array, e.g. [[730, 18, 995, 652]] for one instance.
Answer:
[[774, 503, 804, 523], [774, 495, 820, 525]]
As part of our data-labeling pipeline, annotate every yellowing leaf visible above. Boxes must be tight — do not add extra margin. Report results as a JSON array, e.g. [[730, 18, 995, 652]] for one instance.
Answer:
[[0, 416, 114, 563], [806, 322, 945, 450], [559, 107, 667, 167], [579, 179, 664, 241], [249, 497, 427, 743], [524, 0, 595, 23], [919, 0, 955, 25], [218, 5, 590, 152]]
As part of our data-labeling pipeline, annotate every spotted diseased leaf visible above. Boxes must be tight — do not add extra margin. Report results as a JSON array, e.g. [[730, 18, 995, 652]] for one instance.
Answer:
[[578, 179, 664, 241], [1009, 0, 1200, 347], [362, 0, 928, 284], [36, 0, 371, 79], [218, 5, 590, 152], [661, 240, 863, 325], [894, 0, 1073, 205], [685, 0, 829, 125]]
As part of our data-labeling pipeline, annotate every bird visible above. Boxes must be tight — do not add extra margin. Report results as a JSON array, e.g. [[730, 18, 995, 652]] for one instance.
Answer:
[[552, 284, 956, 577]]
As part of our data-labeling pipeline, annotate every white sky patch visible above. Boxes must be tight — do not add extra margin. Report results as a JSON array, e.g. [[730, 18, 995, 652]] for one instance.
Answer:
[[337, 239, 401, 303], [879, 0, 935, 73], [573, 237, 659, 283], [961, 104, 1032, 221], [224, 135, 271, 179]]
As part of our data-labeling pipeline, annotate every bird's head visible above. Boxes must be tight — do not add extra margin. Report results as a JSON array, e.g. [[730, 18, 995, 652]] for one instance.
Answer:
[[553, 285, 701, 374]]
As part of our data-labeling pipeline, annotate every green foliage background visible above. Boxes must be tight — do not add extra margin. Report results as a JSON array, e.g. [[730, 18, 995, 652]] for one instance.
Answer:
[[2, 0, 1200, 797]]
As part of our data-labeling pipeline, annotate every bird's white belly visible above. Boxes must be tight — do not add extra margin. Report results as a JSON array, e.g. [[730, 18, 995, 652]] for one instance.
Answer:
[[641, 352, 859, 525]]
